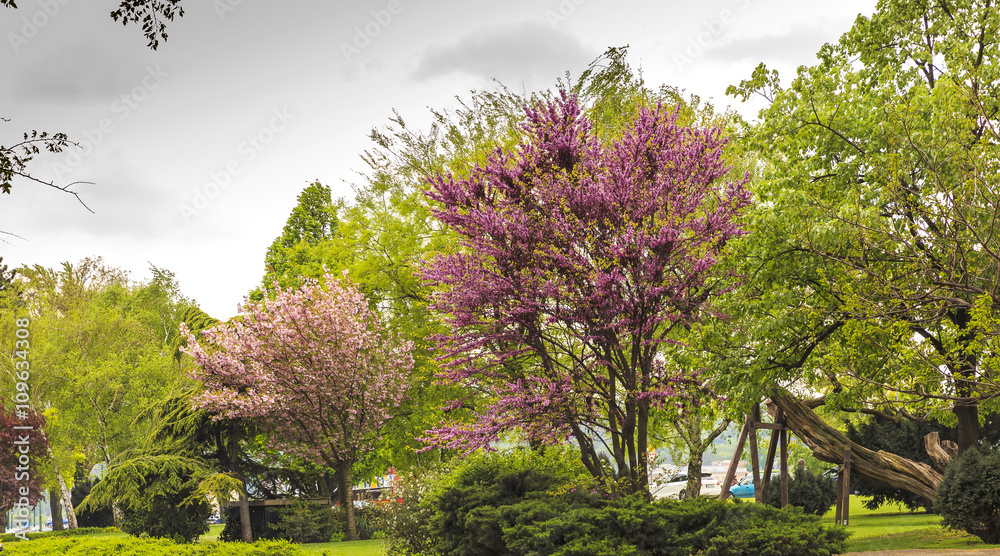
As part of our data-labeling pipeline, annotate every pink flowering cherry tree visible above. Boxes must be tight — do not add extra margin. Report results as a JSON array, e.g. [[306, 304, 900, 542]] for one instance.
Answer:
[[422, 92, 751, 494], [181, 272, 413, 540]]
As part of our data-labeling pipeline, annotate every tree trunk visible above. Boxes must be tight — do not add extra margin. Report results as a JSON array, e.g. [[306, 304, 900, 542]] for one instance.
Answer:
[[49, 488, 63, 531], [684, 448, 704, 500], [335, 462, 357, 541], [228, 423, 253, 542], [236, 486, 252, 542], [1, 508, 9, 532], [768, 389, 942, 503], [924, 432, 958, 473], [683, 410, 702, 499], [954, 403, 979, 454], [52, 459, 78, 529]]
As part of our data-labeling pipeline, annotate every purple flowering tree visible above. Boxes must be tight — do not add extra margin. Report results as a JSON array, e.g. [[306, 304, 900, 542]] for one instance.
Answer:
[[181, 273, 413, 540], [422, 92, 750, 494]]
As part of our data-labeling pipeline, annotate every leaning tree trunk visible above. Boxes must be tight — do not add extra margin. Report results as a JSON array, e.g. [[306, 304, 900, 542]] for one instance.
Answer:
[[768, 389, 942, 503], [50, 456, 78, 529]]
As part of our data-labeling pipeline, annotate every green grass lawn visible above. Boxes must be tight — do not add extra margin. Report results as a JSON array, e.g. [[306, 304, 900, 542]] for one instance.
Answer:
[[820, 495, 999, 552], [195, 525, 384, 556]]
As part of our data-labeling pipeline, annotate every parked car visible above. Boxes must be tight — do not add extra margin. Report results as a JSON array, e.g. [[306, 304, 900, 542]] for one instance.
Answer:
[[728, 472, 783, 499], [652, 472, 723, 500]]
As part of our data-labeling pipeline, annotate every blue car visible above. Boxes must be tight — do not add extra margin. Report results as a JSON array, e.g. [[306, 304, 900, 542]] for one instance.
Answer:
[[728, 473, 783, 499]]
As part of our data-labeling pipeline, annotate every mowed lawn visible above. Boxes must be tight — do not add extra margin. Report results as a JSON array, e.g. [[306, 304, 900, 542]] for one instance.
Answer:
[[820, 495, 999, 552], [198, 525, 384, 555]]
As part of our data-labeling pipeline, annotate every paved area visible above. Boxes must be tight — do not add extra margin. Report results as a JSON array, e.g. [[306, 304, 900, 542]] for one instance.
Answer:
[[846, 551, 1000, 555]]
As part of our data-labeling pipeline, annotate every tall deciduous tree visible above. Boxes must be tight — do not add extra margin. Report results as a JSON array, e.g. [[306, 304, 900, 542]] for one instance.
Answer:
[[422, 92, 750, 494], [721, 0, 1000, 501], [182, 273, 413, 540], [2, 258, 198, 527]]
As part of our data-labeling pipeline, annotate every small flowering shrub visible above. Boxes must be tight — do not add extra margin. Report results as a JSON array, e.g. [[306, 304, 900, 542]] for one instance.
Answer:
[[376, 467, 449, 556]]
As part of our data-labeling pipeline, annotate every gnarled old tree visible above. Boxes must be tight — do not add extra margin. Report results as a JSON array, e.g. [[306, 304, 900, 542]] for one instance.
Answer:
[[721, 0, 1000, 504]]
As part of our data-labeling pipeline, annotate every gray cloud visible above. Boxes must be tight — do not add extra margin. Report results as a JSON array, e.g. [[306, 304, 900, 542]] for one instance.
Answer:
[[5, 42, 150, 104], [413, 21, 598, 90], [700, 25, 841, 66]]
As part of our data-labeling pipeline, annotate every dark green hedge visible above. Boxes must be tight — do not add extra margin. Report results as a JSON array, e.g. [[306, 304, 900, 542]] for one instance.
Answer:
[[387, 448, 850, 556], [0, 536, 303, 555], [0, 527, 112, 542]]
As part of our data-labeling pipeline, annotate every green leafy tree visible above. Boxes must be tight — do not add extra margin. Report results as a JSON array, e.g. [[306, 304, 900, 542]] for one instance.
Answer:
[[720, 0, 1000, 500], [1, 258, 199, 528]]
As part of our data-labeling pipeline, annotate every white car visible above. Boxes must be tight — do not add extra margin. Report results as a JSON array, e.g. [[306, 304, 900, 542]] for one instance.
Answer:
[[651, 472, 724, 500]]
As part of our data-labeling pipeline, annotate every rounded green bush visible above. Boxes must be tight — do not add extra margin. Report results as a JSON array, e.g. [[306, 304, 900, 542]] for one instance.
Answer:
[[764, 466, 837, 516], [936, 446, 1000, 544]]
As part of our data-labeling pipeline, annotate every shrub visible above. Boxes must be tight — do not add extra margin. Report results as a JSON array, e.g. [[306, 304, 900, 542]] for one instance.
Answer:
[[936, 446, 1000, 544], [386, 448, 848, 556], [118, 482, 211, 543], [376, 471, 442, 556], [275, 501, 337, 543], [71, 479, 115, 527], [764, 466, 837, 516], [0, 527, 110, 543], [0, 536, 303, 555], [503, 496, 848, 556]]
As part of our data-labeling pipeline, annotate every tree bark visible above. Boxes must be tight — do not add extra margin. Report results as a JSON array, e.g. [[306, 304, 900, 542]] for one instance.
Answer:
[[954, 403, 979, 454], [924, 431, 958, 473], [49, 488, 63, 531], [768, 389, 942, 503], [336, 461, 357, 541], [52, 459, 78, 529], [228, 424, 253, 542], [683, 410, 703, 499]]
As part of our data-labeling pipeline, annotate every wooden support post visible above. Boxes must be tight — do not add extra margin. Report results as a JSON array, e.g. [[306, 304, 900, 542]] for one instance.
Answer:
[[843, 448, 851, 526], [779, 426, 789, 508], [835, 464, 844, 525], [749, 406, 762, 503], [718, 413, 751, 500], [760, 409, 782, 503]]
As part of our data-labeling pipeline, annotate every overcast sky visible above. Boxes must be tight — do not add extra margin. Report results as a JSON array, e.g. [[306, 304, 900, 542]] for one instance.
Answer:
[[0, 0, 877, 319]]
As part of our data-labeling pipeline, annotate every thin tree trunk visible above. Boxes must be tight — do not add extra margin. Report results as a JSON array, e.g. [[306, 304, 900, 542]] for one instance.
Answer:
[[683, 410, 702, 499], [52, 458, 78, 529], [49, 488, 63, 531], [336, 462, 357, 541]]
